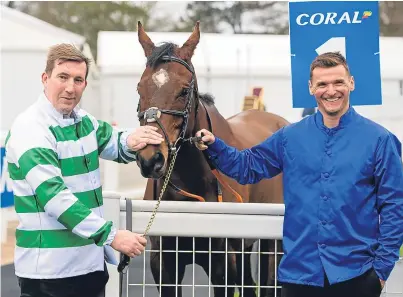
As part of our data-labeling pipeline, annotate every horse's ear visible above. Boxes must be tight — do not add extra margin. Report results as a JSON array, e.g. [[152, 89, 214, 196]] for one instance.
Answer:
[[178, 21, 200, 60], [138, 21, 155, 57]]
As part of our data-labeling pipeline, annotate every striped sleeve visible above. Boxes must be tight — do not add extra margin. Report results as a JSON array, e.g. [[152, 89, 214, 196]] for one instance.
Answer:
[[6, 120, 115, 246], [95, 119, 137, 163]]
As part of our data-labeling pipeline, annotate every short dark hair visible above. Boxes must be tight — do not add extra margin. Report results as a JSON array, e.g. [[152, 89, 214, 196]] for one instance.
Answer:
[[45, 43, 91, 79], [310, 52, 350, 79]]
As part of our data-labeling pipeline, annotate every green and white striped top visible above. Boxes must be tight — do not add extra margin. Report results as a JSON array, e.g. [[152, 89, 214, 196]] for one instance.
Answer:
[[5, 92, 137, 279]]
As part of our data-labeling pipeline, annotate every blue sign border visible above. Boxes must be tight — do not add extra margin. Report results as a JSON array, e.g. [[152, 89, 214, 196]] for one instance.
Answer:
[[289, 1, 381, 108]]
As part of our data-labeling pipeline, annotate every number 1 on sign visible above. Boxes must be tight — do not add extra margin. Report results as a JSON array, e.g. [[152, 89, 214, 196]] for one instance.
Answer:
[[315, 37, 346, 58]]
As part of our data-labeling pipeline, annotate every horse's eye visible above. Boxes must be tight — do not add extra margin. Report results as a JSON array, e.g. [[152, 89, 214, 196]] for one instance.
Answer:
[[180, 88, 190, 97]]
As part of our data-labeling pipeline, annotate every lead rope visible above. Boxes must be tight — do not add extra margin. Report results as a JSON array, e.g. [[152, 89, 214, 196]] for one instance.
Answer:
[[118, 150, 178, 297], [142, 150, 178, 236]]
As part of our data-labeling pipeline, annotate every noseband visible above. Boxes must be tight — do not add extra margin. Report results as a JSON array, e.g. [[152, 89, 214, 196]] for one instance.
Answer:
[[137, 56, 199, 155]]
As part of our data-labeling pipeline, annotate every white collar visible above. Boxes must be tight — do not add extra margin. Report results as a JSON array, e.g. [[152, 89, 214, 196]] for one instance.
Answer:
[[38, 92, 82, 125]]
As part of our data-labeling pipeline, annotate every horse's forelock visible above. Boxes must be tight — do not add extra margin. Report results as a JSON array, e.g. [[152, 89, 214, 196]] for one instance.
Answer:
[[146, 42, 178, 68], [144, 43, 215, 107]]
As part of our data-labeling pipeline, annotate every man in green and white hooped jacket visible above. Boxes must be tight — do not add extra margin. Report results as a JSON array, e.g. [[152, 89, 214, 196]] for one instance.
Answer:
[[5, 44, 165, 297]]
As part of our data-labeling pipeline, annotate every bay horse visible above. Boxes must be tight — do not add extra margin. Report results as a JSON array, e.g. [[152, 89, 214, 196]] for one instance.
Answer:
[[135, 21, 289, 297]]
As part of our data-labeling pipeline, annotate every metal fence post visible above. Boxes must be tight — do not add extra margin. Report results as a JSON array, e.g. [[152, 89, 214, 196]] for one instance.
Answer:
[[103, 191, 124, 297]]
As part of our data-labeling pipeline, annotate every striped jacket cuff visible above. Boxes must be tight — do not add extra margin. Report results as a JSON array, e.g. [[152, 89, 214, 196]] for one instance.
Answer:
[[119, 131, 137, 162], [104, 225, 117, 246]]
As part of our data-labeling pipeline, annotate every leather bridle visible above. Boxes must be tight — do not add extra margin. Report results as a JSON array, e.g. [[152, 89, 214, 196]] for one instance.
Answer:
[[137, 55, 199, 155], [135, 55, 243, 205]]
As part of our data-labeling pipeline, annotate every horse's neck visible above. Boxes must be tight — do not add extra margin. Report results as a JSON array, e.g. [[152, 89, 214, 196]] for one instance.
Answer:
[[168, 101, 225, 202], [170, 143, 217, 201], [197, 101, 236, 145]]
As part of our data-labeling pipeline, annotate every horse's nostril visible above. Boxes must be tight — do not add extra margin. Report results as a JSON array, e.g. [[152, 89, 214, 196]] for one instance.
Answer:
[[155, 152, 163, 162], [153, 152, 164, 172]]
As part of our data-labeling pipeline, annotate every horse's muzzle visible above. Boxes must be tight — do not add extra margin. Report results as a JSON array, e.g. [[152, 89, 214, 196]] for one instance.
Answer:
[[137, 151, 166, 178]]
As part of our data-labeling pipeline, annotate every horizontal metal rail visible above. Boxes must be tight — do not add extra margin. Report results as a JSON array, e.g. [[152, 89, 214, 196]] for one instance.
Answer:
[[121, 200, 284, 240]]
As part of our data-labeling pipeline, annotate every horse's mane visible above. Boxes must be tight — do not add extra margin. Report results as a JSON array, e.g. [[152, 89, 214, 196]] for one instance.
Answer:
[[199, 93, 214, 106], [147, 42, 215, 106]]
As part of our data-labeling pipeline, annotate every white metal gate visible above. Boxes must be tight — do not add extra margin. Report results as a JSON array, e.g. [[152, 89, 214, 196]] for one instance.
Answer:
[[103, 192, 403, 297]]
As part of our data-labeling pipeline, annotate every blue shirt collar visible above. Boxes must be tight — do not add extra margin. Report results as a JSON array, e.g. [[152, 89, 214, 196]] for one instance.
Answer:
[[315, 106, 356, 133]]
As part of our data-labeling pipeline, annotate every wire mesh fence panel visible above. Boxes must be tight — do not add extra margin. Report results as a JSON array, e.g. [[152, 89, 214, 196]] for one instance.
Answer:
[[120, 236, 284, 297]]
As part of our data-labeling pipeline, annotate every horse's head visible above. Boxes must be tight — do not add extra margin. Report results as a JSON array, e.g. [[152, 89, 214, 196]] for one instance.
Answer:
[[136, 21, 200, 179]]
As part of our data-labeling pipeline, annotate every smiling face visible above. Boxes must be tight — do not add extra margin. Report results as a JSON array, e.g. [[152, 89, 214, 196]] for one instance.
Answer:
[[308, 52, 354, 118], [309, 65, 354, 117]]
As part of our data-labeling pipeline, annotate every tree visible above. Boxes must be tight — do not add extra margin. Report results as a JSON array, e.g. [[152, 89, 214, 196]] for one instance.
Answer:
[[5, 1, 15, 8], [9, 1, 153, 60], [380, 1, 403, 37], [174, 2, 223, 33], [175, 1, 289, 34]]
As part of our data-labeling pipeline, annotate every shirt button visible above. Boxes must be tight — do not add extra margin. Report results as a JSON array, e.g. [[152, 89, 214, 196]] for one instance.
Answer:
[[323, 195, 328, 201], [322, 220, 327, 225], [320, 244, 326, 249], [326, 150, 331, 155], [323, 172, 329, 178]]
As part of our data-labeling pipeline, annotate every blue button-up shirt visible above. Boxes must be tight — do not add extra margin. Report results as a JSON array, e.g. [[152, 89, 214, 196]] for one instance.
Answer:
[[206, 107, 403, 286]]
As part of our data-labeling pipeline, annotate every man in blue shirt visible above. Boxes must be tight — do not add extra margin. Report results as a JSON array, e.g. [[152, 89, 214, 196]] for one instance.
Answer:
[[195, 52, 403, 297]]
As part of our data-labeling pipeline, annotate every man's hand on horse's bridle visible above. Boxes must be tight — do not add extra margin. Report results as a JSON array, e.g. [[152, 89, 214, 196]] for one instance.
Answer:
[[194, 129, 215, 150], [127, 125, 164, 151]]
